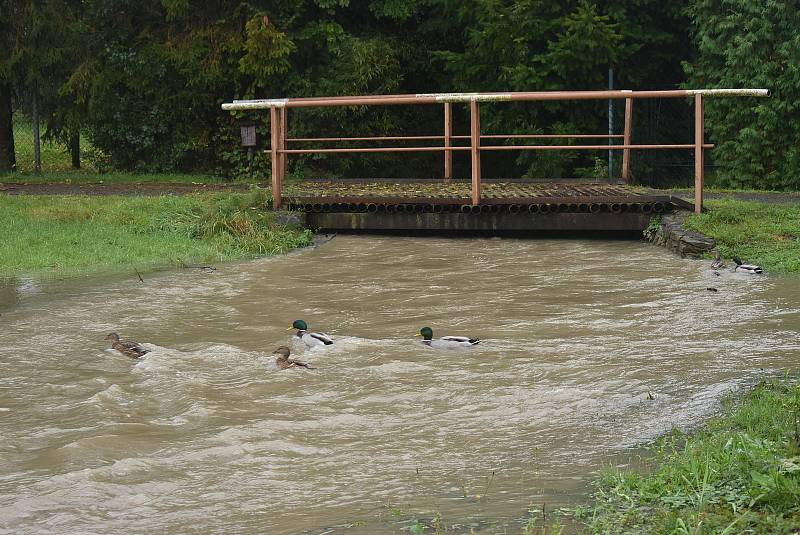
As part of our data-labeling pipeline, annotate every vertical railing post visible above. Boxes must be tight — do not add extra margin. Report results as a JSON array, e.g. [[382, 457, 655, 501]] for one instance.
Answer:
[[280, 107, 288, 178], [270, 107, 282, 209], [694, 94, 704, 214], [469, 100, 481, 205], [444, 102, 452, 181], [621, 94, 633, 182]]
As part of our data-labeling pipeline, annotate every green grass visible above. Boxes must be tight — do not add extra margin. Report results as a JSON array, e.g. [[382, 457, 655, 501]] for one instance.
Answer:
[[0, 170, 255, 184], [0, 189, 312, 278], [683, 199, 800, 273], [578, 377, 800, 534]]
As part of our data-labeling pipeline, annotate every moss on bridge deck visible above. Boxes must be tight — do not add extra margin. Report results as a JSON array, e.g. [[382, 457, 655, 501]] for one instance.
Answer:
[[284, 180, 692, 209]]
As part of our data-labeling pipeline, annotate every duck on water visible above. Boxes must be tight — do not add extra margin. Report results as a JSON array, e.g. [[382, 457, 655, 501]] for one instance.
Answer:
[[104, 333, 149, 359], [415, 327, 480, 349], [289, 320, 334, 348], [273, 346, 315, 370]]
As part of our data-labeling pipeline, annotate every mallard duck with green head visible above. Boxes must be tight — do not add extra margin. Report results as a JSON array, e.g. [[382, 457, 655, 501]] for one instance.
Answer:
[[415, 327, 480, 349], [273, 346, 315, 370], [289, 320, 334, 348], [104, 332, 149, 359], [733, 256, 763, 274]]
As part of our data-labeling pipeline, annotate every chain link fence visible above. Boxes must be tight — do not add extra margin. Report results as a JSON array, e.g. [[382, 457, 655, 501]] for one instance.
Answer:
[[9, 111, 86, 174]]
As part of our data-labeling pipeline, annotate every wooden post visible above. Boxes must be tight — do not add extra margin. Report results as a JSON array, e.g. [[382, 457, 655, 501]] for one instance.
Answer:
[[270, 107, 282, 209], [280, 107, 288, 178], [470, 100, 481, 205], [444, 102, 452, 181], [621, 97, 633, 181], [694, 94, 704, 214]]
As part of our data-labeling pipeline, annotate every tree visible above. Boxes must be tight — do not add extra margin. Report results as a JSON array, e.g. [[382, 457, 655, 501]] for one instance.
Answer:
[[0, 0, 18, 172], [684, 0, 800, 189]]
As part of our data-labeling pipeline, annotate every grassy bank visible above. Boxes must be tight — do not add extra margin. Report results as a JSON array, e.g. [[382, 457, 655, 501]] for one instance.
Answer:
[[0, 189, 312, 278], [0, 170, 252, 184], [684, 199, 800, 273], [579, 377, 800, 534]]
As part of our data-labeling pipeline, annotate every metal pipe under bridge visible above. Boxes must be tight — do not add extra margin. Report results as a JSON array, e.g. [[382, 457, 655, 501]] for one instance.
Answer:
[[222, 88, 768, 233]]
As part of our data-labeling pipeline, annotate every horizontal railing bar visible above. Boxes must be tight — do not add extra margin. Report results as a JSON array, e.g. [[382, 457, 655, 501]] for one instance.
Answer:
[[276, 144, 713, 154], [480, 144, 715, 150], [287, 134, 625, 142], [288, 136, 445, 142], [278, 147, 473, 154], [457, 134, 625, 139], [223, 89, 769, 110]]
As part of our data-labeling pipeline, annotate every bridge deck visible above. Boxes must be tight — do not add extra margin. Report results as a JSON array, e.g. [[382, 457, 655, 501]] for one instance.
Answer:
[[284, 180, 693, 212]]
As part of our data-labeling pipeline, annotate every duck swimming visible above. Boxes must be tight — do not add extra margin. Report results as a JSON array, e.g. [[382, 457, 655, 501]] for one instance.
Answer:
[[273, 346, 315, 370], [732, 256, 763, 274], [711, 250, 726, 269], [415, 327, 480, 349], [104, 333, 149, 359], [289, 320, 334, 348]]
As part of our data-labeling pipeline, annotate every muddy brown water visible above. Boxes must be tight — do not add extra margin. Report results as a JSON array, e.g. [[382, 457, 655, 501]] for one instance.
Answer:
[[1, 236, 799, 534]]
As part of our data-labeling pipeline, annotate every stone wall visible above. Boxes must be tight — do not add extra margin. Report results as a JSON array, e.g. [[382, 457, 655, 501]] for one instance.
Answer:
[[647, 213, 716, 258]]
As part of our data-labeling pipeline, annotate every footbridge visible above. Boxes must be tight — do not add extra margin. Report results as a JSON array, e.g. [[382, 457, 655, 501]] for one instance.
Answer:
[[222, 88, 767, 233]]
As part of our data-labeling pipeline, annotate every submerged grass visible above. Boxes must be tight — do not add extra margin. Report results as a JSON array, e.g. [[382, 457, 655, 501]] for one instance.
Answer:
[[684, 199, 800, 273], [579, 377, 800, 534], [0, 189, 312, 277]]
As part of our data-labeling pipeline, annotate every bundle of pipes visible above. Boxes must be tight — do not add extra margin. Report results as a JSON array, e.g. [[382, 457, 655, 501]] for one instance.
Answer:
[[288, 201, 675, 214]]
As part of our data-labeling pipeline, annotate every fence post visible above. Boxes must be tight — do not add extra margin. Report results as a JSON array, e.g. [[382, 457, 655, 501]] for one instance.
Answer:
[[281, 107, 288, 178], [444, 102, 452, 181], [470, 100, 481, 205], [270, 107, 282, 209], [694, 94, 704, 214], [621, 95, 633, 181], [32, 90, 41, 174]]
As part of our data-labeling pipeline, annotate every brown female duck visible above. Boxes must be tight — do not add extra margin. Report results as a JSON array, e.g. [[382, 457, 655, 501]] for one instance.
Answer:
[[104, 333, 150, 359], [273, 346, 315, 370]]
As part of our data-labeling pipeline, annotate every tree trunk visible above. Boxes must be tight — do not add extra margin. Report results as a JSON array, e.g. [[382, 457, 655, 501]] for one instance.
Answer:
[[0, 82, 15, 172], [70, 130, 80, 169]]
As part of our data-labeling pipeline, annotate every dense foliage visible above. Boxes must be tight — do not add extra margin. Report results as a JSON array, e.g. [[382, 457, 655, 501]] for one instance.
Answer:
[[683, 0, 800, 190], [1, 0, 797, 187]]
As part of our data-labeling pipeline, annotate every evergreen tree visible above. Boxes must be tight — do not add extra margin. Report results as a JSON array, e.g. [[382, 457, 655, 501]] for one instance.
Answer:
[[684, 0, 800, 189]]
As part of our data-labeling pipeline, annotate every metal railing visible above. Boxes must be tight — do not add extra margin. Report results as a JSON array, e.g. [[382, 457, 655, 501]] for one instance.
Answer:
[[222, 89, 769, 213]]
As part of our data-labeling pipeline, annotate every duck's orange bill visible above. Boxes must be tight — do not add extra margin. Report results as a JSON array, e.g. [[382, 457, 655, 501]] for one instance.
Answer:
[[287, 326, 295, 330]]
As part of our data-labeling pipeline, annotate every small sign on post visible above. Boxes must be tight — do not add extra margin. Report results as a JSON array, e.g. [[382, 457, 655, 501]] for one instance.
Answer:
[[240, 125, 257, 147], [240, 124, 257, 164]]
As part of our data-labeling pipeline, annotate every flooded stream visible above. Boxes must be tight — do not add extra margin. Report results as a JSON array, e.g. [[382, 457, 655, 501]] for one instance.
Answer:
[[1, 236, 799, 534]]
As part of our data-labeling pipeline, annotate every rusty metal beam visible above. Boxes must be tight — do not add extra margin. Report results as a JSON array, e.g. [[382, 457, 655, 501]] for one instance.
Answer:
[[621, 97, 633, 181], [444, 102, 453, 181], [470, 100, 481, 205], [270, 108, 281, 209], [479, 144, 714, 151], [695, 95, 704, 214], [278, 146, 471, 154], [288, 135, 447, 142], [281, 107, 288, 178], [223, 89, 769, 111]]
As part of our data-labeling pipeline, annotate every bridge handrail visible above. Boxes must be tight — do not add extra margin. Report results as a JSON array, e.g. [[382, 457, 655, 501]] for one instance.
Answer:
[[221, 89, 769, 212]]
